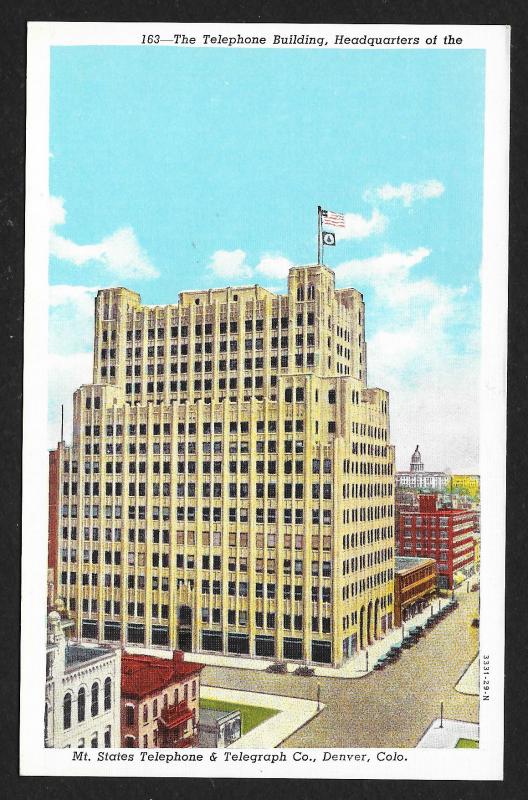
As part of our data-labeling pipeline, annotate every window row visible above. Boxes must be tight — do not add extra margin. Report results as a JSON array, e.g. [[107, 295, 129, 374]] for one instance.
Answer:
[[63, 679, 112, 730]]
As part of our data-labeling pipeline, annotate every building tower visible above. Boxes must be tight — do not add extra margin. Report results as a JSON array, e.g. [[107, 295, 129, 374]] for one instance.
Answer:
[[410, 445, 424, 473], [51, 264, 395, 667]]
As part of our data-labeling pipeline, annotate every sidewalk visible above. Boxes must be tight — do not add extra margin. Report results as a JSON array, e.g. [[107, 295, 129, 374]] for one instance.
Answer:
[[200, 685, 323, 748], [456, 654, 479, 695], [183, 595, 454, 679], [417, 717, 479, 748], [121, 595, 457, 679]]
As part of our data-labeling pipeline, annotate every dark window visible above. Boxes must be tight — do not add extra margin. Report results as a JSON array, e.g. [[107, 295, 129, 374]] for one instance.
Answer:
[[63, 693, 72, 729], [91, 682, 99, 717]]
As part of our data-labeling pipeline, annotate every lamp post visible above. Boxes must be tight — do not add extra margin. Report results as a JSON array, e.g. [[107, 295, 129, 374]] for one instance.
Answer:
[[365, 651, 369, 672], [440, 701, 444, 729], [317, 683, 321, 711]]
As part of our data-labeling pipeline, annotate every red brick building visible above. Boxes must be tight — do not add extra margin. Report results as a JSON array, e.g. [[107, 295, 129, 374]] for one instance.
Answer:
[[396, 494, 476, 589], [394, 556, 437, 626], [120, 651, 204, 748]]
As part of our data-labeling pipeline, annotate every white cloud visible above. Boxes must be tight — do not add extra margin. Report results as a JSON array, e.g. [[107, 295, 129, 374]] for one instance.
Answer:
[[48, 351, 93, 448], [380, 361, 479, 474], [49, 284, 99, 356], [49, 284, 99, 315], [334, 247, 431, 287], [49, 195, 66, 227], [335, 245, 478, 471], [255, 255, 293, 281], [48, 285, 98, 444], [49, 195, 159, 279], [334, 209, 388, 241], [364, 179, 445, 207], [208, 249, 252, 280]]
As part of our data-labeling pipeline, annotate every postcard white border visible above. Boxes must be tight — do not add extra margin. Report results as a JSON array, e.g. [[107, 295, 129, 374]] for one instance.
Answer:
[[21, 21, 509, 780]]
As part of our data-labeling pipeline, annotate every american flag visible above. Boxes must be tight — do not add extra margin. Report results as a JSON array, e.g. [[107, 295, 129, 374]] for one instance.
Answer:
[[321, 208, 345, 228]]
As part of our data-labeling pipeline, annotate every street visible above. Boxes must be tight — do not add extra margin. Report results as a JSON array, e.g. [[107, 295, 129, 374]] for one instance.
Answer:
[[201, 587, 479, 748]]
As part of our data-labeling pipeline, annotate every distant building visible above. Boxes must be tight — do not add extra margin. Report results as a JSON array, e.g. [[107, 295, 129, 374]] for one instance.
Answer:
[[396, 494, 476, 589], [45, 611, 121, 748], [393, 556, 437, 627], [198, 708, 241, 748], [447, 474, 480, 500], [120, 651, 204, 748], [396, 446, 449, 492]]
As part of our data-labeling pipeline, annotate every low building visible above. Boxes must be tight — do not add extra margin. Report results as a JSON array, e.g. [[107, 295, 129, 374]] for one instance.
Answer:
[[120, 651, 204, 748], [394, 557, 437, 627], [396, 445, 449, 492], [45, 610, 121, 748], [198, 708, 241, 748], [396, 494, 476, 589], [447, 474, 480, 500]]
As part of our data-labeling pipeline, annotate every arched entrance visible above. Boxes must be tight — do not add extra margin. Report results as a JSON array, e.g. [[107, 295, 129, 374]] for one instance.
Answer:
[[367, 601, 373, 645], [359, 606, 366, 649], [374, 598, 380, 640]]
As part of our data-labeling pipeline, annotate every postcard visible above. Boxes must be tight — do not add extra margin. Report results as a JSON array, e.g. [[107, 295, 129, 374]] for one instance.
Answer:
[[21, 22, 509, 780]]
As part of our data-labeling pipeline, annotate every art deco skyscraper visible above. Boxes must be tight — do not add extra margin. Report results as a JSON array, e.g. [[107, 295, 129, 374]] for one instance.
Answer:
[[52, 264, 395, 666]]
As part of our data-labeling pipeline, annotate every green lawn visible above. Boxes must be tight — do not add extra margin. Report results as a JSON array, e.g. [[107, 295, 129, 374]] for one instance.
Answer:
[[456, 738, 479, 748], [200, 698, 279, 734]]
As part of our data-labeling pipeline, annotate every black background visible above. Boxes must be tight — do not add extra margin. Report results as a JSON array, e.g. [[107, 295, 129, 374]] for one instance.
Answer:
[[1, 2, 527, 798]]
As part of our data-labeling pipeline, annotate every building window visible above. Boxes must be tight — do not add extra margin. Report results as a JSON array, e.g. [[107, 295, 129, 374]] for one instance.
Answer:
[[63, 692, 72, 730], [91, 682, 99, 717], [126, 704, 135, 726], [104, 677, 111, 711], [104, 727, 111, 748], [77, 687, 85, 722]]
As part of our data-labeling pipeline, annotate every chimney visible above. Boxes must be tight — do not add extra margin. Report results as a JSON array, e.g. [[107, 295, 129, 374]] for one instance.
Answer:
[[172, 649, 184, 665]]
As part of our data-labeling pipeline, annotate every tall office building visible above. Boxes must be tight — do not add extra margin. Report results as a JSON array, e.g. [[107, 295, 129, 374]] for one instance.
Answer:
[[51, 264, 395, 666]]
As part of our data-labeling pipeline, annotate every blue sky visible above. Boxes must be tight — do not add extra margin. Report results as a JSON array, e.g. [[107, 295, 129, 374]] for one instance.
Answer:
[[48, 46, 485, 471]]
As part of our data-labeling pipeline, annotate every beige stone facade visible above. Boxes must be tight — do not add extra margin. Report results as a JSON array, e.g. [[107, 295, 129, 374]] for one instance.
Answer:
[[53, 264, 395, 666]]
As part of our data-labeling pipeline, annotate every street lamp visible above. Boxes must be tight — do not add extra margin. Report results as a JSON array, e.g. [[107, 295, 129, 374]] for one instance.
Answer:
[[317, 683, 321, 711]]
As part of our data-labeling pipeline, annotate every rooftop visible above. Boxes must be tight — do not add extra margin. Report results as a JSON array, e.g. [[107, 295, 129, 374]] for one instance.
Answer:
[[121, 651, 204, 699], [395, 556, 436, 573], [199, 708, 240, 725], [65, 644, 110, 669]]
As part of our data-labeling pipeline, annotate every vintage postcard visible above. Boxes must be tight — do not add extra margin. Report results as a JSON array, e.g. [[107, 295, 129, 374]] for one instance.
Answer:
[[21, 22, 509, 780]]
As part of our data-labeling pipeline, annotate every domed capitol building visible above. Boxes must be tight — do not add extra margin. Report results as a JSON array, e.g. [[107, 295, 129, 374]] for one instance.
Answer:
[[395, 446, 449, 492]]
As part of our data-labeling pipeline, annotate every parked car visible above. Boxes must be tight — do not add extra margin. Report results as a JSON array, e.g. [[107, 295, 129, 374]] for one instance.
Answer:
[[294, 665, 315, 676], [266, 660, 288, 673]]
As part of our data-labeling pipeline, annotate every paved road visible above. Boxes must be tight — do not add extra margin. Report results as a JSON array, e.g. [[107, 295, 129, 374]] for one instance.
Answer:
[[201, 588, 479, 748]]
